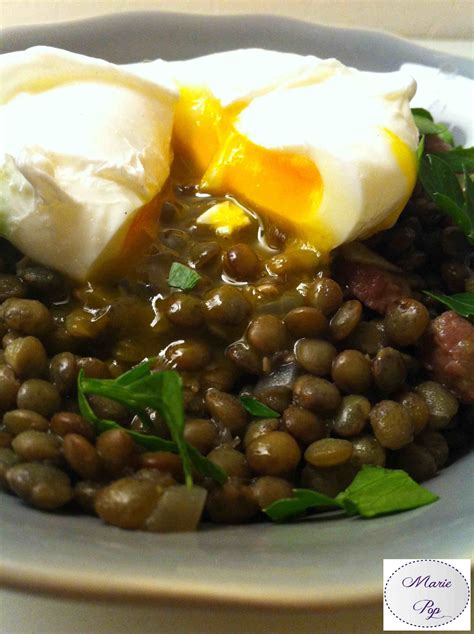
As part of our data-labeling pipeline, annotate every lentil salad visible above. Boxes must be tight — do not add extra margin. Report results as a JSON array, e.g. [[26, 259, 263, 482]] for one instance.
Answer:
[[0, 123, 473, 532]]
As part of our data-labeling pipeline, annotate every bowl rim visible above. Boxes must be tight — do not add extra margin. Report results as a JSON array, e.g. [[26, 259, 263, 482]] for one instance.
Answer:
[[1, 10, 473, 75], [0, 11, 472, 610]]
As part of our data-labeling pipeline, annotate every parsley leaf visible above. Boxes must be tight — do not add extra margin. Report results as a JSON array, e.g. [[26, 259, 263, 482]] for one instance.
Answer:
[[424, 291, 474, 318], [416, 135, 425, 168], [78, 362, 227, 486], [264, 489, 338, 521], [264, 466, 438, 522], [411, 108, 454, 145], [431, 148, 474, 173], [335, 466, 438, 518], [419, 154, 474, 244], [240, 396, 280, 418], [168, 262, 201, 291]]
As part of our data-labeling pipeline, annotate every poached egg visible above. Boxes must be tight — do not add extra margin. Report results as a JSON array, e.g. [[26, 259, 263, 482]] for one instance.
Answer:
[[133, 48, 418, 251], [0, 46, 177, 280]]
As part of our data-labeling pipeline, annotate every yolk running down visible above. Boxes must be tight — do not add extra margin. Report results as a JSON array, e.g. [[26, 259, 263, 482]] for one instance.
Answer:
[[201, 129, 332, 250], [172, 87, 245, 175], [364, 127, 417, 236]]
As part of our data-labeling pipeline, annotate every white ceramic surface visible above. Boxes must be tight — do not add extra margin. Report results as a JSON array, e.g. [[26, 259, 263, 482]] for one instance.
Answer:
[[0, 12, 473, 610]]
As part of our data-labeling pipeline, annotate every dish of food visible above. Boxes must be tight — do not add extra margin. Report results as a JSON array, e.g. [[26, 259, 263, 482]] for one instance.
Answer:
[[0, 12, 472, 608]]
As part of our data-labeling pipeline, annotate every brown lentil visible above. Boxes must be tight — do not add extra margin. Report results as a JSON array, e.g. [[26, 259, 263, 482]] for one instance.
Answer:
[[165, 293, 204, 328], [329, 300, 362, 341], [331, 350, 371, 394], [206, 479, 259, 524], [16, 379, 60, 418], [0, 448, 21, 488], [344, 321, 388, 355], [223, 244, 260, 280], [207, 446, 251, 480], [164, 339, 211, 371], [305, 438, 353, 468], [396, 391, 430, 435], [243, 418, 280, 449], [253, 384, 292, 413], [74, 480, 103, 514], [293, 375, 342, 412], [392, 443, 437, 482], [282, 405, 326, 445], [246, 315, 288, 355], [96, 429, 137, 477], [415, 382, 459, 430], [4, 336, 47, 379], [183, 419, 216, 454], [0, 366, 20, 411], [284, 306, 328, 338], [250, 476, 293, 510], [1, 298, 52, 336], [50, 411, 95, 441], [0, 274, 27, 301], [88, 395, 129, 424], [203, 286, 251, 326], [351, 435, 386, 467], [0, 430, 12, 448], [301, 463, 359, 498], [76, 357, 110, 379], [384, 299, 430, 346], [246, 431, 301, 476], [306, 278, 343, 315], [205, 388, 247, 435], [139, 452, 183, 480], [3, 409, 49, 435], [417, 429, 449, 468], [371, 347, 407, 394], [369, 400, 414, 449], [332, 395, 371, 438], [11, 430, 61, 462], [6, 462, 73, 510], [294, 338, 336, 376], [63, 434, 101, 480], [48, 353, 78, 396], [95, 477, 161, 529]]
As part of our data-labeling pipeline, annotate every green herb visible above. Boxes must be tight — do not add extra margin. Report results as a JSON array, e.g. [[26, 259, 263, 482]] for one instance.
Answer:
[[424, 291, 474, 318], [168, 262, 201, 291], [411, 108, 454, 145], [419, 155, 474, 244], [430, 147, 474, 173], [264, 466, 438, 522], [335, 466, 438, 518], [239, 396, 280, 418], [416, 135, 425, 168], [78, 363, 227, 486], [264, 489, 337, 521]]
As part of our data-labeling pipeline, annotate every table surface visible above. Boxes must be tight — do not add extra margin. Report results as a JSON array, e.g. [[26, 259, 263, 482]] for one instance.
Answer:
[[0, 3, 472, 633]]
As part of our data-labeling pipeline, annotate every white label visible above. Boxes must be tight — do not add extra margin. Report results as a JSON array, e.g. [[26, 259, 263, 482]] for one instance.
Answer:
[[383, 559, 471, 631]]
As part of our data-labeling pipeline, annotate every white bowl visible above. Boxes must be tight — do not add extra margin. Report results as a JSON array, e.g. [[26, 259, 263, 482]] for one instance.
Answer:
[[1, 12, 472, 610]]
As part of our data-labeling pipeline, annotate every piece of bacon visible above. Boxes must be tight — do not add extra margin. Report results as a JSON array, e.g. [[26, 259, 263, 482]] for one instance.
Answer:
[[423, 311, 474, 404]]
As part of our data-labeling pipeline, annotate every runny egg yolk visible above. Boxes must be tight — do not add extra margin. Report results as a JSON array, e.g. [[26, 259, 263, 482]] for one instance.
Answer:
[[362, 128, 417, 236], [172, 86, 245, 175], [200, 129, 332, 250]]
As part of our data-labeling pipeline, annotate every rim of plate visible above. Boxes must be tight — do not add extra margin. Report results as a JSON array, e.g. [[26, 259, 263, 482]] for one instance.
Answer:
[[0, 11, 472, 610]]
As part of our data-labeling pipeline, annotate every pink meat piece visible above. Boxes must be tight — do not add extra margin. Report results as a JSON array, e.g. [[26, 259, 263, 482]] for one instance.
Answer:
[[423, 310, 474, 404], [338, 263, 411, 314]]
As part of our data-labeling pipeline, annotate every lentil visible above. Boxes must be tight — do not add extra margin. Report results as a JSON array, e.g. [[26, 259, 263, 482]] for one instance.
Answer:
[[6, 462, 73, 510], [331, 350, 371, 394], [370, 400, 414, 449]]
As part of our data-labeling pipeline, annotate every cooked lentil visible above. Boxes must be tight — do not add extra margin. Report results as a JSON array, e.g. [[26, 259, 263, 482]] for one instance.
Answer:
[[0, 153, 472, 532]]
